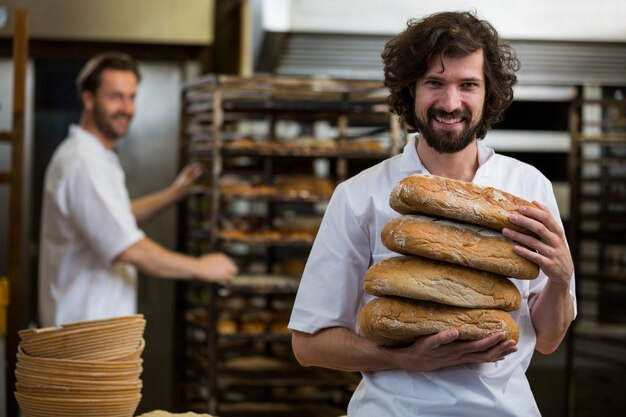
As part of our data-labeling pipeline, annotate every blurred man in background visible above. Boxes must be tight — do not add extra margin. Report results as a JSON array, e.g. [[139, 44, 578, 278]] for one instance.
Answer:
[[39, 51, 237, 327]]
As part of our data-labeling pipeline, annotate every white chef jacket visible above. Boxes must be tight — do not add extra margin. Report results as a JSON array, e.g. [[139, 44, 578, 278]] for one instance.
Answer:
[[288, 135, 577, 417], [39, 125, 145, 327]]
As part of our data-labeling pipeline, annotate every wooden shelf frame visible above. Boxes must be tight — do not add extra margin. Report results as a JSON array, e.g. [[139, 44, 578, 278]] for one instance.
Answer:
[[2, 8, 29, 417]]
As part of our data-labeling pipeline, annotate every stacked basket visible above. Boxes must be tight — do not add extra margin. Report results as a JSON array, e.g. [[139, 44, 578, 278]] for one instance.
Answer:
[[15, 315, 146, 417]]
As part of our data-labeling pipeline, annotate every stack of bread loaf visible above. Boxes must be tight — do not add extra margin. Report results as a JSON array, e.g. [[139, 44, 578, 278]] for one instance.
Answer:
[[359, 174, 540, 346]]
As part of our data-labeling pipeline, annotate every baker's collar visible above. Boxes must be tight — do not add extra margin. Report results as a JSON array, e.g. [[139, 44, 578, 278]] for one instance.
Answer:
[[398, 134, 427, 173], [70, 124, 118, 158], [398, 133, 495, 178], [475, 138, 495, 178]]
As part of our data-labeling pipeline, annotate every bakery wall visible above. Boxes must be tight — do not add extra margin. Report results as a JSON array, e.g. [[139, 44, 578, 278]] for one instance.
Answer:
[[0, 1, 624, 416]]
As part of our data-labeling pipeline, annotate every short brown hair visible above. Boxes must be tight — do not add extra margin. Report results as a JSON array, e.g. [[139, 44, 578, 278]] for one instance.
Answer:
[[382, 11, 520, 139], [75, 51, 141, 94]]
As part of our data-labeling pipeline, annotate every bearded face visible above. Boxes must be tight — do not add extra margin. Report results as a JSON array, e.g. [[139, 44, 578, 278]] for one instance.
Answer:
[[92, 98, 133, 140], [414, 106, 482, 154], [412, 51, 486, 154], [82, 69, 138, 143]]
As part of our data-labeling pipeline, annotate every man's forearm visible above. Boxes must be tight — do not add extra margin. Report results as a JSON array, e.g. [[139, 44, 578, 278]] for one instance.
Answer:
[[292, 324, 520, 373], [131, 186, 183, 226], [531, 278, 574, 354], [117, 238, 198, 279], [292, 327, 399, 372]]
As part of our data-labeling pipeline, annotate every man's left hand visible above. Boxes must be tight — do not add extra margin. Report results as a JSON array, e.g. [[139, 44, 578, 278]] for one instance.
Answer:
[[172, 163, 205, 195], [503, 201, 574, 285]]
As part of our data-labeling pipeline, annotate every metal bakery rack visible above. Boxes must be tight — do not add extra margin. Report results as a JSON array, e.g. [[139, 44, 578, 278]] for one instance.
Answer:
[[175, 75, 403, 417], [566, 97, 626, 417]]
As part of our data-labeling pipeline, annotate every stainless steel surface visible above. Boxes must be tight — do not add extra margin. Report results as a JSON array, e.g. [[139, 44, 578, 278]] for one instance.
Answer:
[[117, 61, 183, 414]]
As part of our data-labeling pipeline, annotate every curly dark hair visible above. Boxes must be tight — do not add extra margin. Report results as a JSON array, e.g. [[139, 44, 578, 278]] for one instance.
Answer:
[[382, 11, 520, 139]]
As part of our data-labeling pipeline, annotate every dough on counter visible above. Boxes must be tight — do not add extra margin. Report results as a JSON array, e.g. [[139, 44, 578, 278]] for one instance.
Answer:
[[137, 411, 214, 417]]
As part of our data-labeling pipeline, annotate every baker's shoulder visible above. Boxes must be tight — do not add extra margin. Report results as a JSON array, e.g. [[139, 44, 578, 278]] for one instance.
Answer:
[[328, 155, 402, 221], [338, 154, 402, 193], [52, 139, 86, 165], [488, 152, 556, 205], [46, 137, 100, 182], [492, 152, 549, 183]]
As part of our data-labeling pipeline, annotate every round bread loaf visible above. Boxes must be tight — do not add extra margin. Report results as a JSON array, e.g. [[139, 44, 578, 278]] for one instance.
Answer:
[[359, 297, 520, 346], [389, 174, 533, 235], [364, 256, 521, 311], [381, 215, 539, 279]]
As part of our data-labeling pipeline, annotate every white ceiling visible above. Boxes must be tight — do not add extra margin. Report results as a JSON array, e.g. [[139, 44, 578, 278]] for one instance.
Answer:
[[263, 0, 626, 43]]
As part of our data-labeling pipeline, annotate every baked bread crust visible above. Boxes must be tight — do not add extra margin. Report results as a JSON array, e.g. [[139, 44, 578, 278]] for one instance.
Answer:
[[381, 215, 539, 279], [359, 297, 520, 346], [389, 174, 533, 234], [364, 256, 521, 311]]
